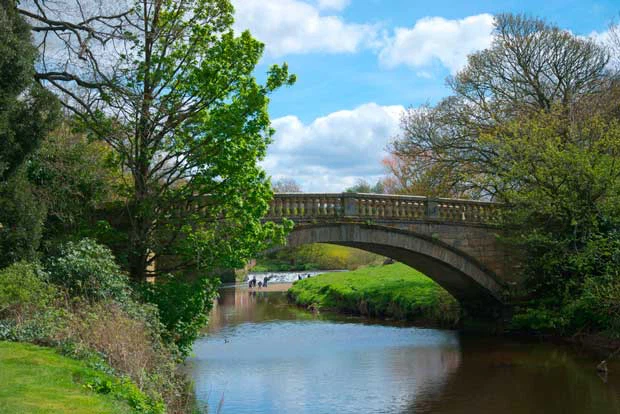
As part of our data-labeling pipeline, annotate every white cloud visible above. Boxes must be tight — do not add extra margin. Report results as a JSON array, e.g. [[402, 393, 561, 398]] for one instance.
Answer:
[[589, 27, 620, 68], [378, 14, 495, 74], [316, 0, 350, 11], [232, 0, 376, 57], [232, 2, 495, 73], [264, 103, 404, 192]]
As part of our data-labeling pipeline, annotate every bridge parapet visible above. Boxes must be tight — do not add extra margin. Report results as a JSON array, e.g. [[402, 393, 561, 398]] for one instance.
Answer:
[[267, 193, 500, 224]]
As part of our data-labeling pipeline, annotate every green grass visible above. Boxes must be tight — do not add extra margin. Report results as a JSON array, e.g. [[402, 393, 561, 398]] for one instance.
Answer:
[[0, 341, 134, 414], [255, 243, 385, 272], [288, 263, 461, 326]]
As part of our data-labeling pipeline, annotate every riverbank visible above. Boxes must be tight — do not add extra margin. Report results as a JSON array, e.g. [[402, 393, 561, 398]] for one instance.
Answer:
[[254, 244, 385, 272], [0, 341, 138, 413], [287, 263, 460, 326]]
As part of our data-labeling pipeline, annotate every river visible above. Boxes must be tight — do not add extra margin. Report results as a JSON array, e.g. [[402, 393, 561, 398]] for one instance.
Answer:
[[186, 283, 620, 414]]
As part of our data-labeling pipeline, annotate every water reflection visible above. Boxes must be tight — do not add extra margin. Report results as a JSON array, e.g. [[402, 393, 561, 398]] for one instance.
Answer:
[[190, 286, 461, 414], [188, 285, 620, 414], [407, 338, 620, 414]]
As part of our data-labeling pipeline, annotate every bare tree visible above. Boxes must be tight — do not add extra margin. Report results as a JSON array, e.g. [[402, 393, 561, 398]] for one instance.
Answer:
[[390, 14, 610, 199], [272, 178, 302, 193]]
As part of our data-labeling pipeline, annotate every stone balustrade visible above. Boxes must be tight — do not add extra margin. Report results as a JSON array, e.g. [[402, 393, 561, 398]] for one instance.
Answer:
[[266, 193, 499, 224]]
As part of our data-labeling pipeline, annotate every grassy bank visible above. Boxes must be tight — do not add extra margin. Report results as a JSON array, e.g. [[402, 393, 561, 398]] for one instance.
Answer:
[[0, 341, 136, 413], [288, 263, 460, 326], [254, 244, 385, 272]]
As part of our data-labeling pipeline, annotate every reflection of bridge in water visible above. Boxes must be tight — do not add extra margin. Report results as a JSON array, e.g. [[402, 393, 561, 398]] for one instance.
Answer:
[[266, 193, 521, 311]]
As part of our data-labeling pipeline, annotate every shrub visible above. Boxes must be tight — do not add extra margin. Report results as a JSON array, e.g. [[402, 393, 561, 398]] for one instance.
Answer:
[[139, 275, 219, 356], [45, 238, 130, 303], [59, 299, 199, 413], [569, 276, 620, 337], [0, 261, 56, 322], [0, 261, 65, 343]]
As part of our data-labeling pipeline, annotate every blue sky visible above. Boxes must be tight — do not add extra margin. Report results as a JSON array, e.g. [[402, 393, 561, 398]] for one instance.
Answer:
[[231, 0, 619, 192]]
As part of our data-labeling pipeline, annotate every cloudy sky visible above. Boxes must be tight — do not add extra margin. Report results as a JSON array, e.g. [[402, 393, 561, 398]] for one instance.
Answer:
[[231, 0, 618, 192]]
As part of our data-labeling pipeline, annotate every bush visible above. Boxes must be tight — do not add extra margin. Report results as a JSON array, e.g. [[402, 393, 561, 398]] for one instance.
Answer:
[[0, 261, 56, 322], [45, 238, 130, 303], [0, 247, 201, 412], [59, 300, 190, 411], [569, 276, 620, 337], [0, 261, 65, 343], [139, 275, 219, 356]]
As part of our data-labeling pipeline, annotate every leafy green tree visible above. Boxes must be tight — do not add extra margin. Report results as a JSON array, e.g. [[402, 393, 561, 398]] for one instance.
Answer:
[[0, 0, 58, 181], [139, 274, 219, 357], [345, 178, 385, 194], [388, 13, 620, 336], [20, 0, 296, 281], [486, 110, 620, 334], [0, 1, 59, 266], [27, 123, 125, 251]]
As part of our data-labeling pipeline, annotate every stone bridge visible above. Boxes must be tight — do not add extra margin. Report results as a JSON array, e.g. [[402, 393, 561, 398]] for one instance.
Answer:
[[266, 193, 521, 308]]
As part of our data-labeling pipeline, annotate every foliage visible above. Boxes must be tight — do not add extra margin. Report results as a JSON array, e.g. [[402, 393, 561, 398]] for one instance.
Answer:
[[485, 111, 620, 336], [256, 243, 385, 272], [0, 262, 66, 345], [27, 123, 124, 250], [0, 262, 55, 321], [0, 1, 59, 181], [0, 254, 198, 411], [288, 263, 460, 326], [45, 239, 131, 303], [344, 178, 386, 194], [0, 171, 47, 267], [18, 0, 296, 281], [385, 13, 620, 338], [60, 301, 195, 413], [390, 14, 610, 198], [139, 275, 219, 356]]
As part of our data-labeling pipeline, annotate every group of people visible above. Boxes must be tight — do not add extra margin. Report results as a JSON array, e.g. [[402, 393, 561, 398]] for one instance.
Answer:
[[248, 276, 269, 289]]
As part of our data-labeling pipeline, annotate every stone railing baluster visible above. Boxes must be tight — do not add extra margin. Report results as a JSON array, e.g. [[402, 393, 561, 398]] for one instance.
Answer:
[[266, 193, 500, 224]]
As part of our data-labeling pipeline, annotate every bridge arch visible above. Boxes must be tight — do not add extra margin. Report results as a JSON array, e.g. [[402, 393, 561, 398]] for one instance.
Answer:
[[286, 223, 506, 304]]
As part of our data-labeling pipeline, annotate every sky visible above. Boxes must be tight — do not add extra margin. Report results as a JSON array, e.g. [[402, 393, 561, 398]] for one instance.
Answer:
[[231, 0, 619, 192]]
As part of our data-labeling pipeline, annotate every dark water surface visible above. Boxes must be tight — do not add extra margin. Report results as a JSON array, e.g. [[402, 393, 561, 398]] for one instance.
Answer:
[[187, 285, 620, 414]]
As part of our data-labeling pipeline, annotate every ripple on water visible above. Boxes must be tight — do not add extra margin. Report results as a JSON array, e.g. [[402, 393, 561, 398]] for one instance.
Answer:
[[187, 287, 620, 414], [188, 320, 461, 414]]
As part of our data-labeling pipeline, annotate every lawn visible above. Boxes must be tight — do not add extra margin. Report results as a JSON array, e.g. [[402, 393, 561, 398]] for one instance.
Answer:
[[0, 341, 133, 414], [288, 263, 460, 326]]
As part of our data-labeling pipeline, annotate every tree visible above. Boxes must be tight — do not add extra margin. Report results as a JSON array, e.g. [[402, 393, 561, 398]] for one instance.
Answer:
[[0, 0, 58, 181], [18, 0, 296, 281], [27, 122, 125, 251], [345, 179, 385, 194], [390, 14, 609, 198], [489, 110, 620, 333], [380, 153, 461, 197], [272, 178, 302, 193], [387, 13, 620, 335], [0, 0, 58, 267], [0, 173, 47, 268]]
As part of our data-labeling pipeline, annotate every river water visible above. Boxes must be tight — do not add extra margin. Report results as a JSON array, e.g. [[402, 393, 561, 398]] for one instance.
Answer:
[[187, 284, 620, 414]]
